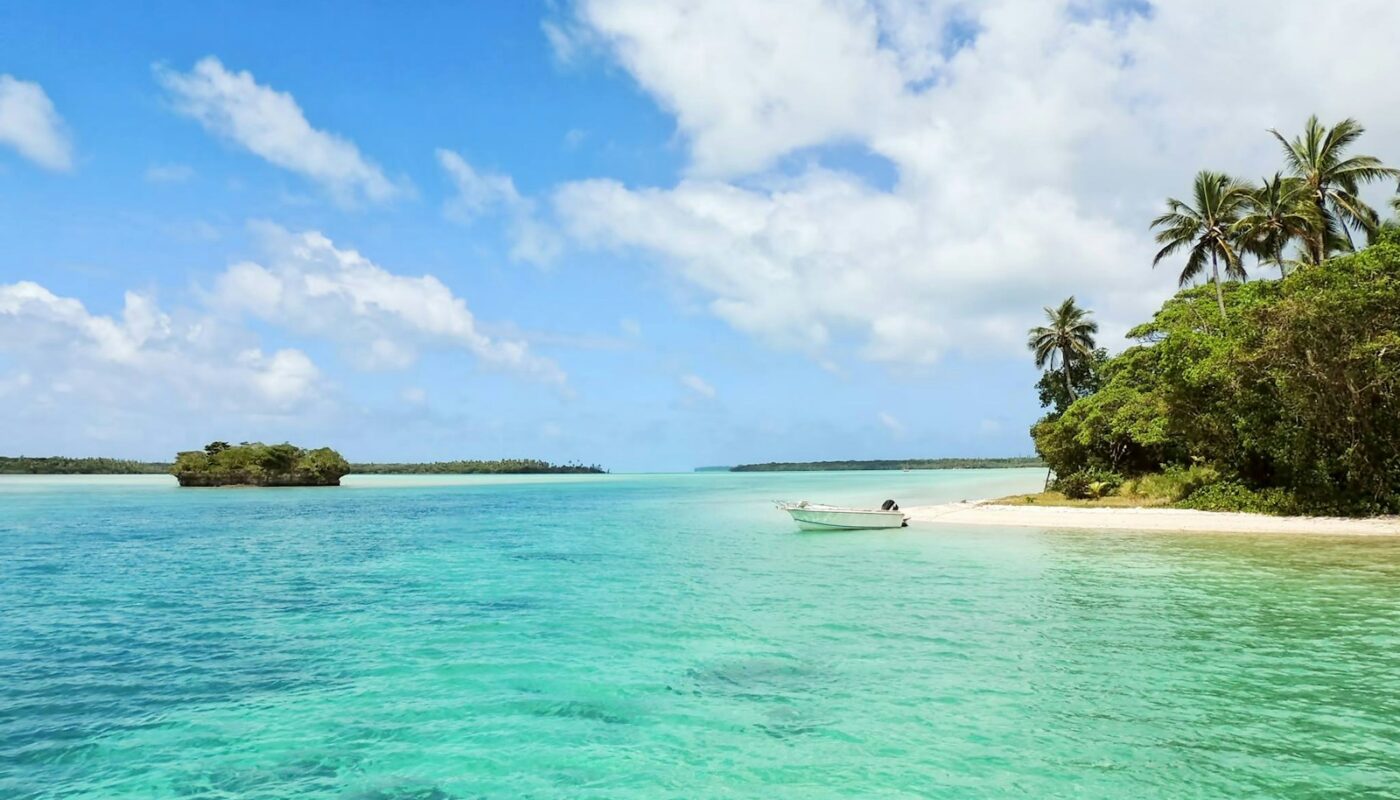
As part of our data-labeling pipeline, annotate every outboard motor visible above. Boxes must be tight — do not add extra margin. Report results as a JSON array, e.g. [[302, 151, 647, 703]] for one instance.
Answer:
[[881, 499, 900, 511]]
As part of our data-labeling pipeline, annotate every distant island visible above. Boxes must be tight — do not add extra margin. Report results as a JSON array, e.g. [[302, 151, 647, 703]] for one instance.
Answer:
[[173, 442, 351, 487], [3, 447, 606, 479], [730, 457, 1044, 472], [0, 456, 170, 474], [351, 460, 605, 475]]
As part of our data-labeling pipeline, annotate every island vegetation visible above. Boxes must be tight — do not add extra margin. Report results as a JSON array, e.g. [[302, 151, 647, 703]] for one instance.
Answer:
[[731, 457, 1043, 472], [351, 459, 605, 474], [1023, 115, 1400, 516], [0, 456, 171, 474], [2, 449, 606, 477], [173, 442, 352, 487]]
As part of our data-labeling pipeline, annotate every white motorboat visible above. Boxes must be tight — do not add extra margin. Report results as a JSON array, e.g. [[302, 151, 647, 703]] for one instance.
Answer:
[[777, 500, 909, 530]]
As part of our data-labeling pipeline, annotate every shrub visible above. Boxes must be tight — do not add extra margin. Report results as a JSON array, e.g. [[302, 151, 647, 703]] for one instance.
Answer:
[[1136, 464, 1220, 502], [1056, 468, 1123, 500], [1178, 482, 1299, 515]]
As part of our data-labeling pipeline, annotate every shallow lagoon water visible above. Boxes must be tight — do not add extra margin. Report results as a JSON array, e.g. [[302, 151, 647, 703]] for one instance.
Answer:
[[3, 469, 1399, 798]]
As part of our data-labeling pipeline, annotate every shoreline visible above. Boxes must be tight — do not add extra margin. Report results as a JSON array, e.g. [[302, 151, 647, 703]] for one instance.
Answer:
[[905, 500, 1400, 535]]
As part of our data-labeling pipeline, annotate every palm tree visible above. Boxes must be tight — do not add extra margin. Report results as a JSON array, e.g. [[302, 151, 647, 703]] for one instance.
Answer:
[[1150, 170, 1252, 317], [1028, 297, 1098, 402], [1270, 116, 1400, 262], [1234, 173, 1315, 277]]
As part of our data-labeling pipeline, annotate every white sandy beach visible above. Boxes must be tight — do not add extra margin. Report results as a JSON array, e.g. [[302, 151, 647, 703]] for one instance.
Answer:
[[906, 501, 1400, 535]]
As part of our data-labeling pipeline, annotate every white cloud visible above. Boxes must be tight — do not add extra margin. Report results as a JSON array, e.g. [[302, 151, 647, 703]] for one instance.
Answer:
[[213, 223, 566, 384], [437, 148, 562, 265], [878, 411, 904, 435], [156, 57, 402, 204], [545, 0, 1400, 366], [0, 75, 73, 171], [556, 0, 906, 177], [680, 373, 715, 398], [0, 280, 321, 414], [145, 163, 195, 183], [619, 318, 641, 337]]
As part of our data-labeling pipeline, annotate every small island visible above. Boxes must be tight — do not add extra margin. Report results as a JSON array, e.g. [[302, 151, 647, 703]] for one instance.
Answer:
[[173, 442, 351, 487]]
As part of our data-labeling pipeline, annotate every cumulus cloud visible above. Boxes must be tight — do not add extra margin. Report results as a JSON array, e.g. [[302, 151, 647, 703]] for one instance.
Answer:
[[156, 57, 402, 204], [0, 75, 73, 170], [543, 0, 1400, 366], [0, 280, 321, 413], [680, 373, 715, 398], [437, 148, 562, 265], [213, 223, 566, 384], [557, 0, 906, 177]]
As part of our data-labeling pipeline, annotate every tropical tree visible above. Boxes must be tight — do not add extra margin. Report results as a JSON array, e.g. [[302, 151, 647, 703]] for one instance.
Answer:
[[1270, 116, 1400, 262], [1234, 173, 1315, 277], [1150, 170, 1252, 317], [1028, 297, 1099, 402]]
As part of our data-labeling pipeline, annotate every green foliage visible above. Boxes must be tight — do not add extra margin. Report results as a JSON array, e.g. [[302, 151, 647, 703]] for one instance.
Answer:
[[1035, 348, 1107, 415], [1054, 468, 1123, 500], [1132, 464, 1221, 503], [173, 441, 351, 486], [1270, 116, 1400, 262], [1027, 297, 1099, 404], [0, 456, 170, 474], [1234, 173, 1317, 277], [1178, 482, 1300, 515], [1151, 170, 1253, 316], [1034, 231, 1400, 515], [730, 458, 1044, 472]]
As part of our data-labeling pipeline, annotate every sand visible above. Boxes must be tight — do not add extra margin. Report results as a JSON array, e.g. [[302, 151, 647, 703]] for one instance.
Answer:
[[904, 500, 1400, 535]]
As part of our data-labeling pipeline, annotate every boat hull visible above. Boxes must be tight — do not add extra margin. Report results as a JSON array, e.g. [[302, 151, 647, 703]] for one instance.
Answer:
[[782, 506, 908, 530]]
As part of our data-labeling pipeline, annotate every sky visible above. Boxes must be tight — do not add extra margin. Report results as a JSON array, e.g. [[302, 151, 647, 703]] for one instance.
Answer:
[[3, 1, 1400, 471]]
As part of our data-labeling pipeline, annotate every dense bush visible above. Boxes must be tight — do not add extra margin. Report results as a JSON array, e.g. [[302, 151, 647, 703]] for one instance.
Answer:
[[1055, 468, 1123, 499], [1178, 482, 1300, 515], [1131, 464, 1221, 502], [1033, 232, 1400, 515]]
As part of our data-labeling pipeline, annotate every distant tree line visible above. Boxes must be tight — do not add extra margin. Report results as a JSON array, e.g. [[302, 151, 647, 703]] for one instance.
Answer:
[[0, 456, 171, 474], [731, 458, 1044, 472], [4, 449, 606, 476], [352, 459, 606, 474]]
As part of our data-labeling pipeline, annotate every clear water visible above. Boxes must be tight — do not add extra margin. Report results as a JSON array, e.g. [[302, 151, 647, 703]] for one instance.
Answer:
[[3, 469, 1399, 798]]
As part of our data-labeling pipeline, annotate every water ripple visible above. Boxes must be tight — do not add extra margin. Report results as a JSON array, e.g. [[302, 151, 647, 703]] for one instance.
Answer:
[[3, 472, 1400, 798]]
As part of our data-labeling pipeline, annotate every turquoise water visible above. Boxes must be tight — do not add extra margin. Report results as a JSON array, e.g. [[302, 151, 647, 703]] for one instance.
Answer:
[[3, 469, 1400, 798]]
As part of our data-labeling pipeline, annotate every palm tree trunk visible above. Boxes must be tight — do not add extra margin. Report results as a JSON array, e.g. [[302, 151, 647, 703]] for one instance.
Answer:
[[1277, 244, 1288, 278], [1211, 251, 1226, 317], [1061, 348, 1073, 402], [1313, 194, 1328, 263]]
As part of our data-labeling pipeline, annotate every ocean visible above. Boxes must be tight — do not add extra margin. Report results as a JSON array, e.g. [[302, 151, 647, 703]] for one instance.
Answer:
[[3, 469, 1398, 798]]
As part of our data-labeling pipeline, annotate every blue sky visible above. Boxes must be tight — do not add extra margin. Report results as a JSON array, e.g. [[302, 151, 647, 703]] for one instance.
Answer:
[[3, 1, 1398, 470]]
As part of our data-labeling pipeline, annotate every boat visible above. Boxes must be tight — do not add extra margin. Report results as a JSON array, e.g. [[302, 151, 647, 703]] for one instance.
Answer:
[[776, 500, 909, 530]]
